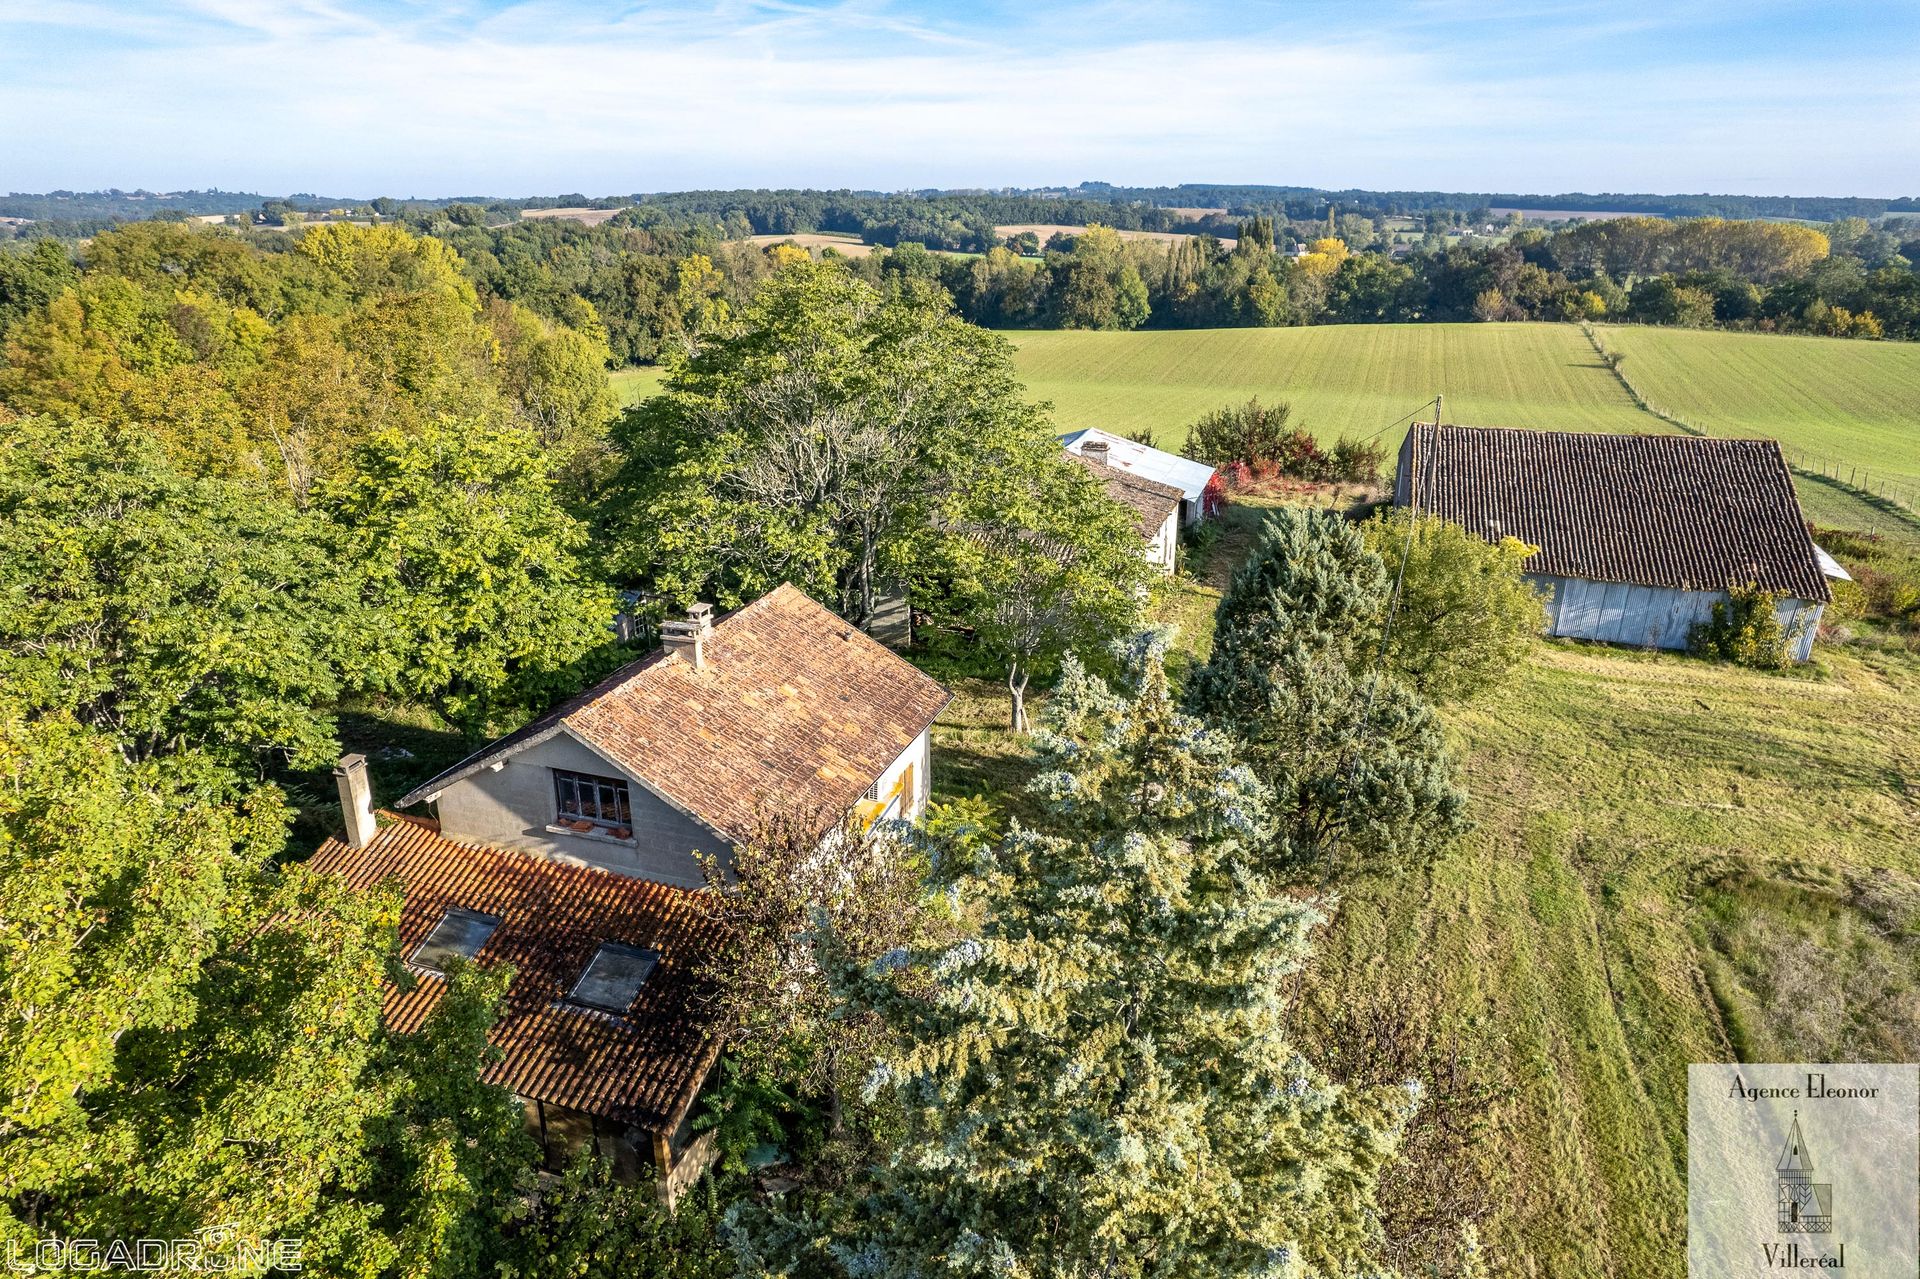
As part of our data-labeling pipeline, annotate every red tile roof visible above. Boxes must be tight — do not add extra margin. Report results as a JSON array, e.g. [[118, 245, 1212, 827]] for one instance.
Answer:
[[309, 815, 721, 1131], [397, 584, 952, 840], [1069, 452, 1182, 540], [1398, 424, 1830, 601]]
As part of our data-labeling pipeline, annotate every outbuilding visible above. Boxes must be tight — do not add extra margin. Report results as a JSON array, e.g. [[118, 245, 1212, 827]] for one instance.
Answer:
[[1395, 423, 1841, 661], [1061, 428, 1218, 527]]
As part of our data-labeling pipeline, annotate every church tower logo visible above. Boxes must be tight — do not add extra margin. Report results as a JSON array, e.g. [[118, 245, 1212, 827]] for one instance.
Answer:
[[1777, 1111, 1834, 1234]]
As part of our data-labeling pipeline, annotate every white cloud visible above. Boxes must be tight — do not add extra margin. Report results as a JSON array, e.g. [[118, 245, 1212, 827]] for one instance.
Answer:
[[0, 0, 1914, 195]]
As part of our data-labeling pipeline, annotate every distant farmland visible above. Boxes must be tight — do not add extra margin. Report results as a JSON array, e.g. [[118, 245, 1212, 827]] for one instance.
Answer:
[[994, 223, 1238, 250], [744, 232, 877, 258], [1005, 323, 1648, 442], [610, 322, 1920, 534], [1599, 326, 1920, 487], [520, 206, 626, 225], [1005, 323, 1920, 492]]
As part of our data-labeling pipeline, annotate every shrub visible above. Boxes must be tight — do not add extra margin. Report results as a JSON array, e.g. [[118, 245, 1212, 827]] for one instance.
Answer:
[[1689, 582, 1798, 668], [1187, 397, 1298, 470], [1189, 398, 1384, 484], [1331, 436, 1388, 483], [1361, 512, 1546, 702]]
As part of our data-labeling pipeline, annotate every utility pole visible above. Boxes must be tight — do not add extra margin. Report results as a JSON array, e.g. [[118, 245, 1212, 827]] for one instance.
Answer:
[[1434, 392, 1444, 426]]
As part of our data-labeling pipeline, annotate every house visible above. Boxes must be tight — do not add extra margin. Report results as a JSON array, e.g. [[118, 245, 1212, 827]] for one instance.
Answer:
[[394, 583, 954, 887], [313, 584, 952, 1194], [1395, 423, 1840, 661], [309, 810, 725, 1199], [1060, 428, 1218, 527], [1068, 441, 1183, 575]]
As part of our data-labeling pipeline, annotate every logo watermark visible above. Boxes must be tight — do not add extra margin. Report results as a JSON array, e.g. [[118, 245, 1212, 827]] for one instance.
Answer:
[[1690, 1064, 1918, 1277], [4, 1223, 302, 1273]]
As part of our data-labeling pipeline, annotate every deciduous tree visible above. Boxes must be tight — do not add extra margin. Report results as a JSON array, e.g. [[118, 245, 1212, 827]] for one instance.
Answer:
[[1360, 512, 1545, 702], [320, 418, 617, 738]]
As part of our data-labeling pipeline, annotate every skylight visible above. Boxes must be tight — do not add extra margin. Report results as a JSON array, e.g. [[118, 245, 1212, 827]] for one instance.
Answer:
[[567, 942, 659, 1014], [411, 907, 501, 973]]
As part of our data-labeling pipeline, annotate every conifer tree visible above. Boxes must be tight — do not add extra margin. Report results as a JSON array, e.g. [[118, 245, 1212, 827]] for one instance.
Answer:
[[1188, 509, 1466, 878], [736, 636, 1415, 1278]]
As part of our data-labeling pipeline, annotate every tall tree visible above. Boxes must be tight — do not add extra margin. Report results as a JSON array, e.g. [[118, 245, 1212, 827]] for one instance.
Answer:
[[926, 447, 1150, 730], [737, 639, 1414, 1277], [603, 260, 1083, 626], [0, 415, 355, 776], [0, 710, 559, 1276], [320, 417, 616, 738], [1188, 509, 1467, 877], [1050, 224, 1150, 330]]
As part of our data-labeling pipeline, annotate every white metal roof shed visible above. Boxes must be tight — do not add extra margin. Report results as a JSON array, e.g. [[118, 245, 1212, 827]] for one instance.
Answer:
[[1060, 428, 1217, 503]]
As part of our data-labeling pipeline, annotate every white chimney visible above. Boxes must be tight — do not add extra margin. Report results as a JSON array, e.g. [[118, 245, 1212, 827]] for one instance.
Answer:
[[334, 754, 377, 849], [1082, 438, 1111, 466], [662, 602, 715, 670]]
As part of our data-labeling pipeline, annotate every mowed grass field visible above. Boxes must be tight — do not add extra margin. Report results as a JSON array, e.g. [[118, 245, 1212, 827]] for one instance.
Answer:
[[1006, 323, 1653, 444], [1312, 636, 1920, 1277], [1599, 325, 1920, 485]]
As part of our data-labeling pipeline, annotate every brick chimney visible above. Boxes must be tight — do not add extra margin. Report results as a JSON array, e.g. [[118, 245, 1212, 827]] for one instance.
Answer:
[[334, 753, 377, 849], [1082, 438, 1111, 466], [662, 602, 714, 670]]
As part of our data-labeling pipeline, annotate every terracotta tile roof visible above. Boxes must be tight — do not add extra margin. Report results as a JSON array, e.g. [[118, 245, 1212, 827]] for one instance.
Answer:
[[1069, 451, 1182, 540], [309, 815, 721, 1131], [397, 584, 952, 839], [1399, 424, 1829, 602]]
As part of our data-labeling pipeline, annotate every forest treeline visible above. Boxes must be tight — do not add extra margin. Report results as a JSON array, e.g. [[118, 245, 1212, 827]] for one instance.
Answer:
[[9, 180, 1919, 234], [5, 207, 1919, 376]]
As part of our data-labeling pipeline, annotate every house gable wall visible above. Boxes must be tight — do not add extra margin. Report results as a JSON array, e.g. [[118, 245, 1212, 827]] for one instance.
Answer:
[[432, 731, 724, 886]]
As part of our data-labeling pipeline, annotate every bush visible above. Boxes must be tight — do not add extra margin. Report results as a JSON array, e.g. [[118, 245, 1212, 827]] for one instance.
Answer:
[[1187, 398, 1298, 470], [1361, 512, 1546, 702], [1189, 399, 1384, 484], [1689, 582, 1798, 668]]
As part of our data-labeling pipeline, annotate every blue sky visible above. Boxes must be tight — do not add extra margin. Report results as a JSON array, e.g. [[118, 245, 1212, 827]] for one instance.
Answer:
[[2, 0, 1916, 197]]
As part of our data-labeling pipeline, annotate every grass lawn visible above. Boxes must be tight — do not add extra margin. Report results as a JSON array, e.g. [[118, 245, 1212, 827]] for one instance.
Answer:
[[1309, 635, 1920, 1277], [609, 365, 665, 407], [924, 494, 1920, 1277]]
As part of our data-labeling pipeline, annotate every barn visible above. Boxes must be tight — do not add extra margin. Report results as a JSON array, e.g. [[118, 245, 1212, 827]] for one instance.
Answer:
[[1394, 423, 1842, 662]]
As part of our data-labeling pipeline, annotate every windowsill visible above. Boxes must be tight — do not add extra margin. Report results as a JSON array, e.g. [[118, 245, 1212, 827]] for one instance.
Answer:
[[545, 823, 638, 847]]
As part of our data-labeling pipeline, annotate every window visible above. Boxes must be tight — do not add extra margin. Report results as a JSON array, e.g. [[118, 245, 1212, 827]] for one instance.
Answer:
[[411, 907, 501, 973], [553, 769, 632, 830], [567, 942, 659, 1014]]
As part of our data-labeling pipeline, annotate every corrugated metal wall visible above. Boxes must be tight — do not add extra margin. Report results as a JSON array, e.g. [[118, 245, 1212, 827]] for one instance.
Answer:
[[1530, 575, 1823, 661]]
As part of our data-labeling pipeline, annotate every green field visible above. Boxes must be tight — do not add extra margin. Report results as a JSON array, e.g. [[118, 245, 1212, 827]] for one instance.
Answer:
[[608, 322, 1920, 535], [1313, 636, 1920, 1277], [1005, 322, 1652, 444], [610, 366, 664, 407], [1599, 325, 1920, 488]]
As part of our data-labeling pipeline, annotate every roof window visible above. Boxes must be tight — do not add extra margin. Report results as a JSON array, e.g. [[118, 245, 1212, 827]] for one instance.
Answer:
[[567, 942, 659, 1014], [411, 907, 501, 973]]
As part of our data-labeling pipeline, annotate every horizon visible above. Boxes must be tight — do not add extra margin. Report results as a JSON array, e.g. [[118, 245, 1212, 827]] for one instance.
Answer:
[[4, 1, 1917, 199]]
